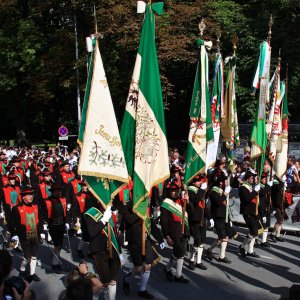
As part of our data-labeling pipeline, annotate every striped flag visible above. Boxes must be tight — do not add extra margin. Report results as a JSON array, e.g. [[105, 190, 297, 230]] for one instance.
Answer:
[[206, 53, 223, 169], [121, 3, 169, 220], [184, 39, 213, 184], [78, 38, 129, 208], [250, 41, 271, 175]]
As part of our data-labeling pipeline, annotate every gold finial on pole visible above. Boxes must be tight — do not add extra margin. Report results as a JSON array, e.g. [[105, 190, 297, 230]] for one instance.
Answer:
[[267, 15, 273, 44], [198, 19, 206, 37], [216, 29, 221, 54], [231, 33, 239, 56]]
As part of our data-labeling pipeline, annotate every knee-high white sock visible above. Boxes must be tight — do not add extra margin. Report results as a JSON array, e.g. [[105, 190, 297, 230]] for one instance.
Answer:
[[30, 257, 37, 275], [209, 240, 220, 252], [104, 283, 117, 300], [242, 237, 251, 253], [139, 271, 150, 292], [175, 258, 184, 278], [190, 247, 197, 262], [196, 246, 203, 264], [52, 250, 61, 265], [276, 225, 282, 237], [248, 238, 256, 254], [77, 239, 85, 250], [166, 256, 177, 272], [262, 229, 268, 243], [20, 258, 27, 272], [220, 241, 227, 259]]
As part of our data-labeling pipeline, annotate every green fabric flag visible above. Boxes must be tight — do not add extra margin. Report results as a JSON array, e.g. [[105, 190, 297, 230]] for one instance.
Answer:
[[184, 39, 213, 184], [120, 3, 169, 220], [250, 41, 271, 175], [78, 38, 129, 208]]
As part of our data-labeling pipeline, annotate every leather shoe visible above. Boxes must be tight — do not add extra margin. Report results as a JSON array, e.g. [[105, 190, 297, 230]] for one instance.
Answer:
[[164, 266, 174, 281], [239, 245, 246, 257], [195, 263, 207, 270], [247, 252, 260, 258], [138, 290, 154, 299], [174, 275, 189, 283], [51, 264, 62, 274], [206, 249, 213, 261], [218, 257, 232, 264], [269, 234, 277, 243], [260, 242, 271, 248], [276, 236, 284, 242], [29, 274, 41, 282], [188, 261, 195, 270], [123, 274, 131, 295]]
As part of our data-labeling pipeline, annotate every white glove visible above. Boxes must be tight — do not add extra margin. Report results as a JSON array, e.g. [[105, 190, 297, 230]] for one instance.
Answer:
[[201, 182, 207, 190], [223, 170, 228, 177], [12, 235, 19, 242], [282, 175, 287, 182], [224, 186, 231, 194], [209, 219, 214, 228], [65, 223, 70, 231], [101, 205, 112, 224], [267, 180, 273, 187], [0, 212, 4, 218], [43, 224, 48, 231], [254, 184, 260, 192], [119, 253, 126, 266], [159, 242, 166, 250], [67, 203, 71, 211], [271, 210, 276, 217], [262, 217, 267, 223], [40, 233, 46, 240]]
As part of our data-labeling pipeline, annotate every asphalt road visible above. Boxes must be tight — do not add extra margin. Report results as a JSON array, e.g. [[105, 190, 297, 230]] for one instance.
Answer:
[[5, 226, 300, 300]]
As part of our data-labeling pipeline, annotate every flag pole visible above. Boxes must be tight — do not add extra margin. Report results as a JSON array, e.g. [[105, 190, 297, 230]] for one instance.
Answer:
[[142, 219, 146, 256]]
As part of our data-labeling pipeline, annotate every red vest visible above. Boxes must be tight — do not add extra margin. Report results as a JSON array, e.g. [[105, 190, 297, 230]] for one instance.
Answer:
[[18, 204, 39, 233], [45, 197, 67, 219], [76, 193, 86, 213], [61, 171, 75, 184], [39, 182, 52, 199], [3, 185, 21, 208], [71, 179, 81, 195]]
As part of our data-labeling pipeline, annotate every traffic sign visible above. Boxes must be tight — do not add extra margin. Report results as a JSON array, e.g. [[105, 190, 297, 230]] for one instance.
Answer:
[[58, 126, 69, 137]]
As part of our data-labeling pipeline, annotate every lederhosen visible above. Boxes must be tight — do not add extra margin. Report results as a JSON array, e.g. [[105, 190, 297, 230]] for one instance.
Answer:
[[122, 204, 161, 266], [209, 186, 228, 239], [161, 198, 188, 259], [84, 207, 120, 284], [271, 180, 285, 224], [187, 185, 207, 246], [259, 183, 271, 228], [11, 203, 41, 259], [45, 196, 67, 247], [239, 182, 259, 237]]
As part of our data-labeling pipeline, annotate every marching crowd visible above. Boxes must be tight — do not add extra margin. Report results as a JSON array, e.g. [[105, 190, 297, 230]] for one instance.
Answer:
[[0, 144, 299, 300]]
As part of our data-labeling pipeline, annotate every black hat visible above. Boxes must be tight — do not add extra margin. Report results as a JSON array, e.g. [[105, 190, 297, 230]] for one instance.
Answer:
[[21, 186, 34, 196], [42, 168, 51, 176], [261, 172, 268, 179], [191, 173, 205, 183], [244, 168, 257, 180]]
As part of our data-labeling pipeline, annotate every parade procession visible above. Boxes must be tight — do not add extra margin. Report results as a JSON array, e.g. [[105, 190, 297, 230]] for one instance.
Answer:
[[0, 1, 300, 300]]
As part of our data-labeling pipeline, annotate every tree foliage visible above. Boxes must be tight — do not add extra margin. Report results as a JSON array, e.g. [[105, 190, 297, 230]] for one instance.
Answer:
[[0, 0, 299, 142]]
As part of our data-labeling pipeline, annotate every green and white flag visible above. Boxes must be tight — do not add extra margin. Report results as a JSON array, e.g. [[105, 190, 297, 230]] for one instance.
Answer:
[[250, 41, 271, 174], [206, 53, 223, 170], [121, 3, 169, 220], [184, 39, 214, 184], [78, 38, 129, 208]]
